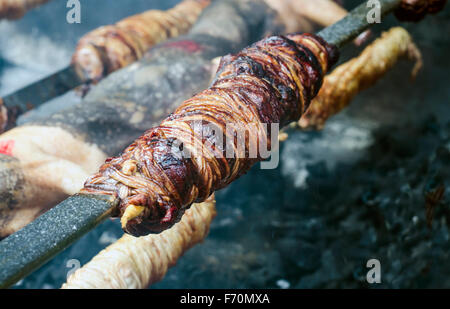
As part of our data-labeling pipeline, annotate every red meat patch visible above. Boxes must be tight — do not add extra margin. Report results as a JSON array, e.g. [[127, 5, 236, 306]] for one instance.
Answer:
[[162, 40, 204, 53], [0, 140, 14, 156]]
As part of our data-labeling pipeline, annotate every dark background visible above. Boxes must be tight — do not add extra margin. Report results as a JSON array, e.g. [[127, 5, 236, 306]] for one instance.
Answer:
[[1, 0, 449, 288]]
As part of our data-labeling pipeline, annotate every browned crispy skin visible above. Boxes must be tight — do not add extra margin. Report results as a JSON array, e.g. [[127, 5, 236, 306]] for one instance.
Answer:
[[71, 0, 210, 82], [0, 0, 50, 20], [299, 27, 422, 130], [82, 33, 339, 236]]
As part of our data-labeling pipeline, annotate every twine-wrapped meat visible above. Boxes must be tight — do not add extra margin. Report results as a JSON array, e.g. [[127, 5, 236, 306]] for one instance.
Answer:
[[82, 33, 339, 236], [72, 0, 210, 83]]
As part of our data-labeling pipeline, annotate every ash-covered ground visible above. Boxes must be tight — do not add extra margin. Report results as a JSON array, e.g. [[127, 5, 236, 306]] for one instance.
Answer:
[[1, 1, 449, 289]]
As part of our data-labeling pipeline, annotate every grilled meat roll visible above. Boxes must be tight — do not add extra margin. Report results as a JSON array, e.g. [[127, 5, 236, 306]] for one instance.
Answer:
[[82, 33, 339, 236], [72, 0, 210, 83]]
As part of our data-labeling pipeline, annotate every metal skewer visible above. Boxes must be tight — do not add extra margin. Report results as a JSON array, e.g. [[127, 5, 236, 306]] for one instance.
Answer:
[[0, 65, 87, 129], [318, 0, 401, 47], [0, 0, 406, 289]]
